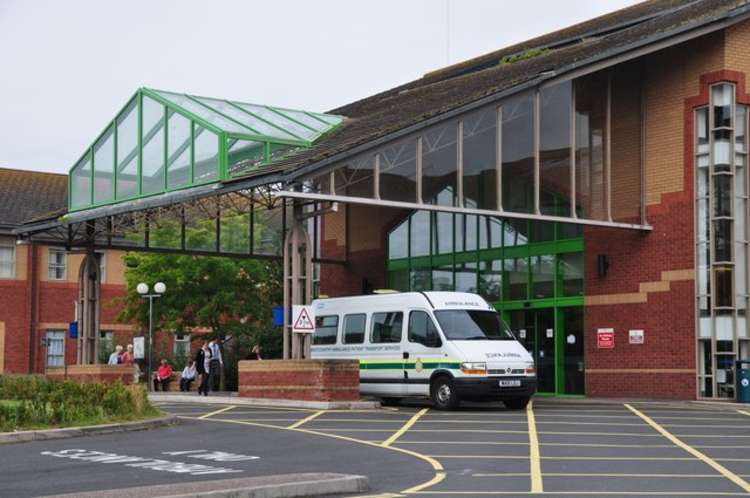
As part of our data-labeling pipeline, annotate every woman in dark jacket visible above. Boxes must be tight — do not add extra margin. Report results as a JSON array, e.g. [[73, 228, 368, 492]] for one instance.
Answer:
[[195, 342, 207, 395]]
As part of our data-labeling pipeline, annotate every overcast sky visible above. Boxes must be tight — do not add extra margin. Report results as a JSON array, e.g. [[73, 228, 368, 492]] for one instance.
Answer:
[[0, 0, 641, 175]]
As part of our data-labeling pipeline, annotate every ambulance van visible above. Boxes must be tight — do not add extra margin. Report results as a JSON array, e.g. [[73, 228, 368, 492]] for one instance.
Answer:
[[310, 291, 537, 410]]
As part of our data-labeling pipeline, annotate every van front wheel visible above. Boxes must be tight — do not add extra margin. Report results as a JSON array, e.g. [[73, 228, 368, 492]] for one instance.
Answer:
[[430, 376, 459, 410], [504, 396, 530, 410]]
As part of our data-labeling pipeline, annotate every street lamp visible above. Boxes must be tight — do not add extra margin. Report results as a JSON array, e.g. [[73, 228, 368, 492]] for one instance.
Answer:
[[137, 282, 166, 391]]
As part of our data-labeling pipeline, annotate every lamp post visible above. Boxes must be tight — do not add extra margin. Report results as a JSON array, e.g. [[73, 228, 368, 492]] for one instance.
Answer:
[[137, 282, 166, 391]]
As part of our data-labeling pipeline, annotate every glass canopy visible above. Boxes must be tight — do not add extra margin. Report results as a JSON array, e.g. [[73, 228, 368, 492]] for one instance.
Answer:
[[69, 87, 343, 212]]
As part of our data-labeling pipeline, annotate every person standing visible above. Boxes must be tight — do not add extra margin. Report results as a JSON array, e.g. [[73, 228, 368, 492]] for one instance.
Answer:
[[121, 344, 134, 365], [208, 338, 223, 393], [108, 345, 123, 365], [198, 342, 212, 396]]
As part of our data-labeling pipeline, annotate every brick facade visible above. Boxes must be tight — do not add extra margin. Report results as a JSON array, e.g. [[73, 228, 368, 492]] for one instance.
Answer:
[[238, 359, 360, 401]]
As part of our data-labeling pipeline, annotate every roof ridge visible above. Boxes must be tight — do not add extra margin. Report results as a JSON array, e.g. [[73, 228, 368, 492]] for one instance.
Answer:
[[0, 166, 65, 176]]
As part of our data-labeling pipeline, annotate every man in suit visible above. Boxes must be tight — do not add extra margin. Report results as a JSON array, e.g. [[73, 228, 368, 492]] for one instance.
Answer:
[[208, 338, 223, 392]]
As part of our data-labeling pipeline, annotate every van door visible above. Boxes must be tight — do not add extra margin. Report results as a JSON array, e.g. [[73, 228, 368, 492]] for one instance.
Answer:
[[404, 310, 445, 396]]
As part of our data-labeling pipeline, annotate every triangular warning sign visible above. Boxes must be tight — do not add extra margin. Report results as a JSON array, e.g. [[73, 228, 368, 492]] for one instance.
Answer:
[[293, 308, 314, 330]]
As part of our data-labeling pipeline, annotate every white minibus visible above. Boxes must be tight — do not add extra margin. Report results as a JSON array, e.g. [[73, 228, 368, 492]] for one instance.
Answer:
[[310, 291, 537, 410]]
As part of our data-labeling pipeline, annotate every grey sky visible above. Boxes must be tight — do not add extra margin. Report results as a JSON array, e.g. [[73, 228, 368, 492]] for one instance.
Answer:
[[0, 0, 640, 175]]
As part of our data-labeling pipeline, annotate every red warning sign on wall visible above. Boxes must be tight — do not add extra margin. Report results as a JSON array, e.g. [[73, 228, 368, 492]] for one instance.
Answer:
[[597, 328, 615, 349]]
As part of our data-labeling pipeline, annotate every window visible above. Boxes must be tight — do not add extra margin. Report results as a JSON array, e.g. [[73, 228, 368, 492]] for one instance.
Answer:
[[434, 310, 515, 341], [408, 311, 441, 347], [343, 314, 366, 344], [0, 241, 15, 279], [174, 333, 190, 357], [371, 312, 403, 344], [48, 248, 67, 280], [313, 315, 339, 345], [45, 330, 65, 367], [97, 251, 106, 283], [99, 330, 114, 364]]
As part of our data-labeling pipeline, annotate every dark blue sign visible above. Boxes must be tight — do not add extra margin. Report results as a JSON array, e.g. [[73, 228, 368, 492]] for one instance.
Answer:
[[68, 321, 78, 339], [272, 306, 284, 327]]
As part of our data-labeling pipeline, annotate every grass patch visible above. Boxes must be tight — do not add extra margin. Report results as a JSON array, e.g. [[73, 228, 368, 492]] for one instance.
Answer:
[[0, 375, 162, 433]]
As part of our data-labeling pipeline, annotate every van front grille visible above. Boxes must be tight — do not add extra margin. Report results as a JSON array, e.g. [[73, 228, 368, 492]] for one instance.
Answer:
[[488, 368, 525, 376]]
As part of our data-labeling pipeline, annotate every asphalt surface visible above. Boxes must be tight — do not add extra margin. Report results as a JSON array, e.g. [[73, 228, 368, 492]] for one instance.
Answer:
[[1, 398, 750, 497]]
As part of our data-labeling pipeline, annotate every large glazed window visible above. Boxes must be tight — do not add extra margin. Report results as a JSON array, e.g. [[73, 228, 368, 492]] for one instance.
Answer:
[[93, 126, 114, 204], [141, 96, 166, 195], [540, 82, 572, 217], [422, 122, 458, 205], [695, 82, 750, 399], [116, 98, 139, 200], [463, 107, 497, 210], [575, 71, 609, 221], [501, 92, 535, 213]]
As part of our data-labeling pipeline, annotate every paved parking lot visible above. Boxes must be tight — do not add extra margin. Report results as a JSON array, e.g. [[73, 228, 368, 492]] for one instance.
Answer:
[[3, 398, 749, 497], [164, 398, 750, 497]]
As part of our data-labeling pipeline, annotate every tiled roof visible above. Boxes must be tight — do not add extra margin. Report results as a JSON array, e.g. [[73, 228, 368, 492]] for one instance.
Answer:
[[228, 0, 749, 183], [0, 167, 67, 228]]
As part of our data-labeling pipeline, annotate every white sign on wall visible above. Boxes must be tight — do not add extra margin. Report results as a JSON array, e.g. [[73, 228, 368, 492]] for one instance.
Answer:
[[629, 329, 645, 345], [292, 305, 315, 333], [133, 336, 145, 359]]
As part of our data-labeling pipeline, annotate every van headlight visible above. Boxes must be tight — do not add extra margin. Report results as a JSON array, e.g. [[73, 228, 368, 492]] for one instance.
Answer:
[[461, 362, 487, 375]]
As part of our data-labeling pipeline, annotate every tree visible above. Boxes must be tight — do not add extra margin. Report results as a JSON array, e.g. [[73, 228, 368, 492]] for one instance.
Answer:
[[116, 212, 283, 390]]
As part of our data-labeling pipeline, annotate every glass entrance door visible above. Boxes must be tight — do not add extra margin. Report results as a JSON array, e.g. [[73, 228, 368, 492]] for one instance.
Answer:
[[509, 309, 555, 393], [507, 306, 584, 395]]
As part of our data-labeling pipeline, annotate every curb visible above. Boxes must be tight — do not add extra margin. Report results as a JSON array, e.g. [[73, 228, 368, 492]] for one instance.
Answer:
[[0, 414, 177, 445], [149, 393, 381, 410], [46, 473, 368, 498]]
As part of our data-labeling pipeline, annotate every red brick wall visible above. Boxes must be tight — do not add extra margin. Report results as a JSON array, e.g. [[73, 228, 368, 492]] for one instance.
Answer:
[[583, 33, 749, 399], [0, 250, 31, 373], [238, 359, 360, 401]]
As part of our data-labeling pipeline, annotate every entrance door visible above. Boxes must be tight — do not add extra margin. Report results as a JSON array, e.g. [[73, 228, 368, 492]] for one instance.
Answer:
[[560, 307, 585, 395], [508, 309, 555, 393], [507, 307, 584, 395]]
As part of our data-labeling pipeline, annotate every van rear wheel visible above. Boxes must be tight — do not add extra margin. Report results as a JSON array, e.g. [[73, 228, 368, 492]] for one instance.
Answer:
[[504, 396, 530, 410], [430, 376, 459, 410]]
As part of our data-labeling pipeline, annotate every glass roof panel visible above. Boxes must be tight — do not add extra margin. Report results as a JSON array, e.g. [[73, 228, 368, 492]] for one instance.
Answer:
[[274, 109, 330, 132], [237, 104, 321, 142], [309, 112, 343, 126], [192, 96, 300, 142], [152, 90, 256, 136], [228, 102, 309, 142]]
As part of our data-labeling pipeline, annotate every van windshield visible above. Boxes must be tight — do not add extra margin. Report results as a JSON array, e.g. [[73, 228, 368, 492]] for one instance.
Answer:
[[434, 310, 515, 341]]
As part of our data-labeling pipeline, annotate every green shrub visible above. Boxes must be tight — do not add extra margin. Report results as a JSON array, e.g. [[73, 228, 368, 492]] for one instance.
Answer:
[[0, 375, 157, 431]]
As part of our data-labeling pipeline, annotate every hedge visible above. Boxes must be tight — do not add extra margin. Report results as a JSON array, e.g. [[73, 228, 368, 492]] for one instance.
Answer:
[[0, 375, 157, 432]]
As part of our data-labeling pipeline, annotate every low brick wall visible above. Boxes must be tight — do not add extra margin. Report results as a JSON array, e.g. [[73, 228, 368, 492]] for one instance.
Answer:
[[238, 360, 360, 402], [46, 365, 136, 385]]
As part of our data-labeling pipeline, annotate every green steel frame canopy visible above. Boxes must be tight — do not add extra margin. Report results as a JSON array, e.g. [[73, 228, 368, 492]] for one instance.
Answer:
[[69, 87, 343, 212]]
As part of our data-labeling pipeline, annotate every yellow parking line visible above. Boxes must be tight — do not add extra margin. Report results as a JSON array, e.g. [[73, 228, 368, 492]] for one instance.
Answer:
[[429, 455, 698, 461], [197, 405, 235, 419], [527, 399, 543, 494], [625, 403, 750, 494], [382, 408, 429, 447], [410, 492, 748, 496], [179, 415, 445, 495], [473, 473, 721, 478], [288, 410, 325, 429]]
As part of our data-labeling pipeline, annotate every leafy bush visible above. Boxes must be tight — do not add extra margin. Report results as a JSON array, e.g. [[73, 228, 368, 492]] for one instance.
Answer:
[[0, 375, 158, 432]]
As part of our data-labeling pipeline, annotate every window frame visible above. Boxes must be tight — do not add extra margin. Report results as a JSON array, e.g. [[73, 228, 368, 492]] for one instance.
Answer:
[[0, 240, 15, 279], [408, 310, 442, 348], [45, 329, 65, 367], [173, 333, 190, 356], [47, 247, 67, 281], [313, 315, 339, 345], [370, 311, 404, 344], [343, 313, 367, 345]]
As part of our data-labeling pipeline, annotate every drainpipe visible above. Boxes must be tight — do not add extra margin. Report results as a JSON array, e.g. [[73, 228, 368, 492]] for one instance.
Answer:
[[27, 242, 39, 373]]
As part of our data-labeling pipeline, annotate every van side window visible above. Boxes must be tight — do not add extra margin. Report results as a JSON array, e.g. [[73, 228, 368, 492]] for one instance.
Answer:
[[409, 311, 442, 348], [313, 315, 338, 345], [371, 312, 403, 343], [343, 314, 366, 344]]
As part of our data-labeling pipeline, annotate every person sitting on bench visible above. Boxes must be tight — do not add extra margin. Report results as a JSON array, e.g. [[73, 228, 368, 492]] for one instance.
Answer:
[[153, 359, 173, 391], [179, 360, 197, 392]]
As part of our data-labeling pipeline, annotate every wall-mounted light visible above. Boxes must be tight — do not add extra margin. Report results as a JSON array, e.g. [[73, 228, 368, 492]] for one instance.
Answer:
[[597, 255, 609, 278]]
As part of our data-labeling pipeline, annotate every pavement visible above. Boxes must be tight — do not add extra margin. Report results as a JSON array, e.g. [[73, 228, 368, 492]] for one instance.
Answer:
[[1, 397, 749, 497]]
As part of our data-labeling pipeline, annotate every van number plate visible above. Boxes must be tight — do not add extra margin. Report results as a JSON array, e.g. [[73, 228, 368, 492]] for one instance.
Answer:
[[498, 379, 521, 387]]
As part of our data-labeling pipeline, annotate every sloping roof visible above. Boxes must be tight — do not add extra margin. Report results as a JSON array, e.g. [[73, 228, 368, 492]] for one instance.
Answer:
[[229, 0, 750, 183], [0, 167, 67, 229]]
